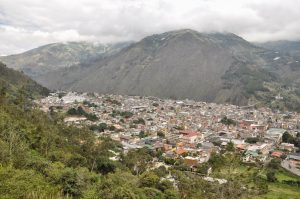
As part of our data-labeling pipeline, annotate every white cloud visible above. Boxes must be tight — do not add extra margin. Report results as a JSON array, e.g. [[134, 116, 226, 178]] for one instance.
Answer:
[[0, 0, 300, 55]]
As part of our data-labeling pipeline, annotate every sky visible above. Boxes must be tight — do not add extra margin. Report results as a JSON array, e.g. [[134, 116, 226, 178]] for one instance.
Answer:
[[0, 0, 300, 55]]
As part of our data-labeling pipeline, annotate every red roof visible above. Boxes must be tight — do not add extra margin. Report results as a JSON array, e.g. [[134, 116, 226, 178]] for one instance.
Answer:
[[271, 151, 284, 158], [176, 148, 186, 155], [181, 130, 198, 137]]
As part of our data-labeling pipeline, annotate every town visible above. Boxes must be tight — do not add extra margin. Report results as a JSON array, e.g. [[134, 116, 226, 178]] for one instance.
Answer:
[[37, 91, 300, 177]]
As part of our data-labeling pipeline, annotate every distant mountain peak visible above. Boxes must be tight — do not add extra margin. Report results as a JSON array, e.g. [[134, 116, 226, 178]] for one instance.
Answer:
[[0, 41, 132, 77]]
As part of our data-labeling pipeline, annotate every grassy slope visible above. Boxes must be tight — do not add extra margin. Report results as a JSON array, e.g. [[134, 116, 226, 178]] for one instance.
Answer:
[[214, 162, 300, 199]]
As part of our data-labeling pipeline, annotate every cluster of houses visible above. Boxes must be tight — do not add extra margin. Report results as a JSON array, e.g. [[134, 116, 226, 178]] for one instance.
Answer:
[[37, 92, 300, 173]]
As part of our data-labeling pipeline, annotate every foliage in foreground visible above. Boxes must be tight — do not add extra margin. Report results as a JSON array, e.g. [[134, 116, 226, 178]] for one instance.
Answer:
[[0, 85, 299, 198]]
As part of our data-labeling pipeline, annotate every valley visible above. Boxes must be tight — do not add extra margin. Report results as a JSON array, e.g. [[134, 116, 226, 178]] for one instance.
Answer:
[[2, 29, 300, 111]]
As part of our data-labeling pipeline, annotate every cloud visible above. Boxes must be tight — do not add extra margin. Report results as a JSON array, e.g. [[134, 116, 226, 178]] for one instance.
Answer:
[[0, 0, 300, 55]]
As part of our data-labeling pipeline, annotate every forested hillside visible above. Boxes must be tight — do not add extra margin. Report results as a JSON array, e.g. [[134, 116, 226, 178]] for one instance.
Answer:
[[0, 61, 49, 100]]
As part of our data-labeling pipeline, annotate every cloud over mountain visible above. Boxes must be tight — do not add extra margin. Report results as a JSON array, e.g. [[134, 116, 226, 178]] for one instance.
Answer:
[[1, 0, 300, 55]]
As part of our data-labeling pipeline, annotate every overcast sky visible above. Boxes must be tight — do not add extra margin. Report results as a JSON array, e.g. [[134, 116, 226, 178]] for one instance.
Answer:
[[1, 0, 300, 55]]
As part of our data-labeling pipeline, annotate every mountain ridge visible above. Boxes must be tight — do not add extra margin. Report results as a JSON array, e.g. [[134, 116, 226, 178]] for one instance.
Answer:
[[37, 30, 283, 104], [3, 29, 300, 110], [0, 41, 132, 77]]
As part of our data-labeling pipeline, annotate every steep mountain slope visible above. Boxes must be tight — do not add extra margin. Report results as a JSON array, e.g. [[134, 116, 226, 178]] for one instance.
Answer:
[[0, 61, 49, 98], [0, 41, 132, 78], [37, 29, 300, 109], [256, 40, 300, 60]]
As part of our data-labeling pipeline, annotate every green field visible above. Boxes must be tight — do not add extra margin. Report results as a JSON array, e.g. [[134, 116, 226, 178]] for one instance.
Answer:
[[254, 183, 300, 199], [215, 163, 300, 199], [253, 168, 300, 199]]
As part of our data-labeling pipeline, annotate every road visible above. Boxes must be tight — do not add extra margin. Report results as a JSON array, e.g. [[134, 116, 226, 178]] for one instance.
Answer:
[[281, 160, 300, 177]]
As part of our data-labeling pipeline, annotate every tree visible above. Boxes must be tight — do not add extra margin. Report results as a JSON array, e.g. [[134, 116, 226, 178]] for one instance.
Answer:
[[266, 170, 277, 182], [112, 187, 137, 199], [226, 141, 235, 152], [196, 162, 210, 175], [0, 166, 60, 198], [120, 111, 133, 118], [99, 123, 108, 132], [253, 177, 268, 194], [134, 118, 146, 125], [282, 132, 295, 143], [208, 152, 224, 170], [95, 157, 116, 175], [0, 86, 7, 104], [267, 158, 281, 170], [139, 131, 147, 138], [122, 148, 153, 175], [245, 137, 259, 144], [164, 189, 180, 199], [157, 180, 173, 192], [153, 166, 168, 177], [220, 116, 236, 126], [142, 187, 164, 199], [157, 131, 165, 138], [152, 103, 159, 107], [60, 169, 82, 197], [139, 172, 160, 188]]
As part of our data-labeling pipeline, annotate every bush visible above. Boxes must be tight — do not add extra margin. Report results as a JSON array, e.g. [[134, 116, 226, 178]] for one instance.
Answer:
[[266, 170, 277, 182]]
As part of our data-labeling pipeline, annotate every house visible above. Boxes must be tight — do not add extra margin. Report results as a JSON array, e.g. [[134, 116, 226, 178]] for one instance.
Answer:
[[175, 147, 187, 155], [243, 150, 259, 162], [236, 144, 248, 152], [163, 144, 173, 152], [250, 124, 266, 131], [271, 151, 284, 158], [287, 153, 300, 162], [120, 135, 132, 143], [180, 130, 201, 144], [279, 143, 295, 152], [265, 128, 286, 143], [243, 143, 270, 162], [239, 120, 255, 129]]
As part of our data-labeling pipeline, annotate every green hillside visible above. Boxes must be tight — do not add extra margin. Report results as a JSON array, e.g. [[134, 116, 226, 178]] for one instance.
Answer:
[[0, 63, 299, 198], [0, 61, 49, 100]]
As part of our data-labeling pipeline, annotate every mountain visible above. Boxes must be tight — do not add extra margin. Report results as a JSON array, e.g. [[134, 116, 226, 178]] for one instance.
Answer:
[[256, 40, 300, 60], [35, 29, 300, 110], [3, 29, 300, 110], [0, 41, 132, 78], [0, 61, 49, 98]]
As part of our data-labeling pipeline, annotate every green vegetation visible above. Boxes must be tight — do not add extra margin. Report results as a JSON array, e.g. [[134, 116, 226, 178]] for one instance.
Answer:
[[152, 102, 159, 107], [133, 118, 146, 125], [220, 116, 236, 126], [83, 100, 98, 107], [0, 75, 179, 198], [0, 62, 299, 198], [157, 131, 165, 138], [222, 64, 273, 96], [0, 62, 49, 100], [245, 137, 260, 144], [67, 106, 98, 121], [222, 63, 300, 111], [110, 110, 134, 118], [89, 123, 108, 132], [282, 131, 300, 147]]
